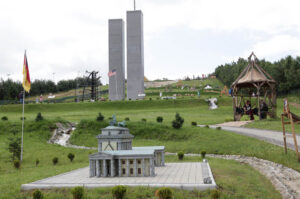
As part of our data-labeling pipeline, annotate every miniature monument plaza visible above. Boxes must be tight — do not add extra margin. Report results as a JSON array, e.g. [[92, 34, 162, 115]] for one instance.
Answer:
[[21, 123, 216, 190]]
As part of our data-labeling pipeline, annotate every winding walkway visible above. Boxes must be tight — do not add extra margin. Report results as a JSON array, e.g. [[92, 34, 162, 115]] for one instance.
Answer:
[[199, 124, 300, 151]]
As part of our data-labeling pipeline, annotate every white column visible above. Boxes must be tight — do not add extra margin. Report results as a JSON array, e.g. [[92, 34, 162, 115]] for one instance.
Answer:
[[89, 160, 94, 177], [96, 160, 100, 177], [126, 159, 129, 177], [134, 159, 137, 176], [142, 158, 145, 176], [103, 159, 107, 177], [162, 151, 165, 166], [150, 158, 155, 176], [111, 159, 115, 177], [118, 159, 122, 176]]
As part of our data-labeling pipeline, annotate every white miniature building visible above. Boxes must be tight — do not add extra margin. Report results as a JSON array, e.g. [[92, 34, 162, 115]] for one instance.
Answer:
[[89, 126, 165, 177]]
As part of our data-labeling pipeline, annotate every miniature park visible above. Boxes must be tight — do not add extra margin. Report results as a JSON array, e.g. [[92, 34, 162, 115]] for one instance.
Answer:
[[1, 2, 300, 199]]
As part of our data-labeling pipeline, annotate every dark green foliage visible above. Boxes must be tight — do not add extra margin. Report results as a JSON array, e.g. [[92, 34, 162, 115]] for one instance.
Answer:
[[216, 126, 222, 130], [68, 153, 75, 162], [8, 137, 21, 161], [141, 118, 147, 122], [210, 190, 221, 199], [13, 160, 20, 169], [215, 56, 300, 94], [35, 112, 44, 122], [177, 151, 184, 160], [20, 117, 26, 120], [96, 112, 104, 121], [201, 151, 206, 159], [156, 116, 163, 123], [191, 121, 197, 126], [36, 159, 40, 167], [112, 185, 127, 199], [172, 113, 184, 129], [149, 97, 152, 100], [0, 77, 103, 100], [155, 187, 173, 199], [52, 157, 58, 165], [33, 190, 44, 199], [205, 125, 210, 128], [71, 186, 84, 199], [1, 116, 8, 121], [125, 117, 130, 121]]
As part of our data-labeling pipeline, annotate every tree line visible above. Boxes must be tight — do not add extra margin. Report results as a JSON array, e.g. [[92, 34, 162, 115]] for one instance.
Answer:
[[0, 77, 102, 100], [214, 55, 300, 94]]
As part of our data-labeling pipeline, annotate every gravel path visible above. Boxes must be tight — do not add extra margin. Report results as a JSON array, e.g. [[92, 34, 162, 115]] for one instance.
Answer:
[[166, 153, 300, 199], [199, 125, 300, 151]]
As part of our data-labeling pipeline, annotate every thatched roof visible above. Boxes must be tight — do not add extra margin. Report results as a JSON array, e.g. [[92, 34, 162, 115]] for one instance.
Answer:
[[232, 52, 275, 88]]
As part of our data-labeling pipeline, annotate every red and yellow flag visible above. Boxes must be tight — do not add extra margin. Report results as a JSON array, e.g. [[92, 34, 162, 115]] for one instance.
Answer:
[[22, 51, 31, 92]]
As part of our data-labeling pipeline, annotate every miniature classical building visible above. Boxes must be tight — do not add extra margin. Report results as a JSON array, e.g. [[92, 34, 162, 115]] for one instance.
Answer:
[[89, 126, 165, 177]]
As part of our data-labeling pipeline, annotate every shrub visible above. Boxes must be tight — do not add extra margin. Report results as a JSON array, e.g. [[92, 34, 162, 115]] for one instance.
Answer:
[[36, 159, 40, 167], [172, 113, 184, 129], [124, 117, 130, 121], [52, 157, 58, 165], [149, 97, 152, 100], [8, 137, 21, 161], [155, 187, 173, 199], [156, 116, 163, 123], [1, 116, 8, 121], [33, 190, 44, 199], [172, 120, 181, 129], [20, 117, 26, 120], [68, 153, 75, 162], [14, 160, 20, 169], [177, 151, 184, 160], [201, 151, 206, 159], [96, 112, 104, 121], [191, 121, 197, 126], [112, 185, 127, 199], [210, 190, 221, 199], [141, 118, 147, 122], [35, 112, 44, 122], [71, 186, 84, 199], [216, 126, 222, 130], [205, 125, 210, 128]]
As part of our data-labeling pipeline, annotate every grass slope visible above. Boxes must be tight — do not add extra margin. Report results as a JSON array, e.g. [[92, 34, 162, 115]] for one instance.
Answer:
[[0, 121, 281, 198]]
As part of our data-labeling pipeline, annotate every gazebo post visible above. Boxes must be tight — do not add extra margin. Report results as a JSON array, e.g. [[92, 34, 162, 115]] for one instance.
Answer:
[[257, 86, 261, 120]]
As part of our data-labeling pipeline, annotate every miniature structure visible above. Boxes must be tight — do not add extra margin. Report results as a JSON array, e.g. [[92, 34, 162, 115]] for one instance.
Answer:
[[82, 71, 101, 101], [281, 98, 300, 162], [231, 52, 277, 121], [126, 10, 145, 100], [89, 123, 164, 177], [108, 19, 125, 101]]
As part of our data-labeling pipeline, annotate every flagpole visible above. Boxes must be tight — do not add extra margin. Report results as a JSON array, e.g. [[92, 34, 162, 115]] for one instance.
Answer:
[[20, 90, 25, 161], [115, 74, 118, 99]]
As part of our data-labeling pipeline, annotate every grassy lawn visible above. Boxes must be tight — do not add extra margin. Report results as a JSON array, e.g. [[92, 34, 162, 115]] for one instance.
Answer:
[[245, 98, 300, 133], [0, 120, 281, 198], [0, 97, 299, 198]]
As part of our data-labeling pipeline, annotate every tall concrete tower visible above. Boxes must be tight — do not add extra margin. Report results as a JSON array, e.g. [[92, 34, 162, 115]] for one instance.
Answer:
[[126, 10, 144, 100], [108, 19, 125, 101]]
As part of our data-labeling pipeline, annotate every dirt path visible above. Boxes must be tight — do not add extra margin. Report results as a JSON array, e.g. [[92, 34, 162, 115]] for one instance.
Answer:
[[166, 152, 300, 199]]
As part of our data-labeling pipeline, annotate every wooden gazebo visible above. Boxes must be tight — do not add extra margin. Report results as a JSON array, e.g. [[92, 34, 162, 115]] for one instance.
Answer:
[[231, 52, 277, 121]]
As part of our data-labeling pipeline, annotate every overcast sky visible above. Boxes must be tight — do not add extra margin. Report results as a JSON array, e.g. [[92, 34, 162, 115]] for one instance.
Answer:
[[1, 0, 300, 84]]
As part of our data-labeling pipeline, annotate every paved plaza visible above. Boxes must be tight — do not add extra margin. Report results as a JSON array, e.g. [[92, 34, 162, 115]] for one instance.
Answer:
[[22, 162, 216, 190]]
